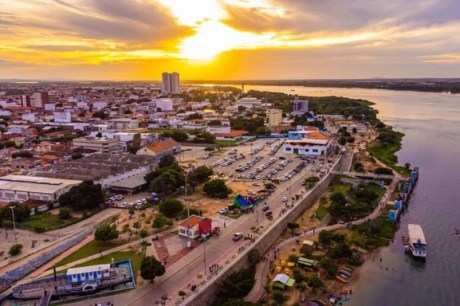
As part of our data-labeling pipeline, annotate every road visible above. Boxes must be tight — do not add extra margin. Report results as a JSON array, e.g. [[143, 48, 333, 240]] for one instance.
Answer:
[[71, 142, 342, 306]]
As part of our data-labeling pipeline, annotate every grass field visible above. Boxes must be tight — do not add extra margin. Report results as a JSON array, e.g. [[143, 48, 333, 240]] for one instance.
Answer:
[[368, 130, 411, 176], [55, 240, 123, 268], [315, 197, 329, 221], [20, 212, 80, 232]]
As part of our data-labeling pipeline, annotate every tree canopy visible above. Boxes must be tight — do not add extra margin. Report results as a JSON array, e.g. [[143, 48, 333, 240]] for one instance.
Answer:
[[203, 179, 232, 198], [159, 199, 184, 218], [94, 223, 119, 244], [58, 180, 104, 211], [189, 165, 213, 185], [140, 256, 165, 283]]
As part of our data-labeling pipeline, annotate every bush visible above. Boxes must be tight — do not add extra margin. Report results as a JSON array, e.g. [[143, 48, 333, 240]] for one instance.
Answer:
[[140, 229, 148, 238], [152, 214, 170, 228], [59, 207, 72, 220], [9, 244, 23, 256]]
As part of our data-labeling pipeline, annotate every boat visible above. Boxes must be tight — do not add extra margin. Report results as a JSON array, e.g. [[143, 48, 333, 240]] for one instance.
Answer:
[[335, 275, 348, 283], [407, 224, 427, 259], [12, 262, 132, 300]]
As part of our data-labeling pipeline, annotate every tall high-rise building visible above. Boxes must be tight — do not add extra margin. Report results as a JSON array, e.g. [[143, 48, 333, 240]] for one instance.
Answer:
[[21, 95, 31, 107], [291, 96, 309, 117], [170, 72, 180, 94], [161, 72, 180, 94], [33, 91, 49, 108]]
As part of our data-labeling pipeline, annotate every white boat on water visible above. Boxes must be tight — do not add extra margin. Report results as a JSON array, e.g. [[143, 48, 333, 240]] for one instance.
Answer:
[[407, 224, 427, 259]]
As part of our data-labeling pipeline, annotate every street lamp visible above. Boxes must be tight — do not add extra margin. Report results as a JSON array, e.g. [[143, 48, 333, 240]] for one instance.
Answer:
[[10, 206, 17, 244]]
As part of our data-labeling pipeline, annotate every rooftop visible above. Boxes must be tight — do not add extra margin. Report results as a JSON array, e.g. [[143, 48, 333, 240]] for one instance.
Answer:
[[67, 264, 111, 276], [178, 215, 203, 227], [0, 175, 82, 194], [145, 139, 180, 153]]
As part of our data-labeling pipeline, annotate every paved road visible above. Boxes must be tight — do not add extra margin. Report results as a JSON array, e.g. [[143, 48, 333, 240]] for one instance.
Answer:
[[71, 149, 342, 306]]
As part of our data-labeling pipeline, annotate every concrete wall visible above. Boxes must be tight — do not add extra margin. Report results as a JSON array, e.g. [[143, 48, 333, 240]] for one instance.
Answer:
[[185, 156, 343, 305]]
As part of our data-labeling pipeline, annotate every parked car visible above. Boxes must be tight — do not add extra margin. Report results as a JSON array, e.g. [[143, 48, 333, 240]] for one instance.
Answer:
[[232, 232, 244, 241], [282, 196, 288, 203], [219, 208, 229, 215]]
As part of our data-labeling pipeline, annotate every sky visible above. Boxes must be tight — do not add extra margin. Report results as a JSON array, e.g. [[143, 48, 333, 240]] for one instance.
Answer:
[[0, 0, 459, 80]]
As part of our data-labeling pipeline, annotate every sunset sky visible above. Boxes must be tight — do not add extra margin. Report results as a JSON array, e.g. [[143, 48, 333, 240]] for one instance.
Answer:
[[1, 0, 459, 80]]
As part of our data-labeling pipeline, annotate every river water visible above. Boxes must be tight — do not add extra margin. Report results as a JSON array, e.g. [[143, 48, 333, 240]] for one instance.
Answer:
[[231, 85, 460, 306]]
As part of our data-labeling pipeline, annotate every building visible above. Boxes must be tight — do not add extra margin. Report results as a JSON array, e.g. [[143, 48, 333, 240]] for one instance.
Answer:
[[266, 109, 283, 126], [291, 97, 309, 117], [107, 118, 139, 130], [234, 97, 263, 110], [178, 215, 212, 239], [54, 111, 72, 123], [21, 95, 31, 107], [136, 139, 181, 158], [33, 92, 49, 108], [34, 153, 158, 188], [0, 175, 82, 203], [72, 136, 120, 154], [66, 264, 111, 284], [161, 72, 180, 94], [154, 98, 174, 112], [283, 126, 332, 156]]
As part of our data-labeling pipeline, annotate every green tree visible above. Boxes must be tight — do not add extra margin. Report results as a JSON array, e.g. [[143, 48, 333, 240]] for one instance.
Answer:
[[140, 229, 148, 238], [159, 155, 176, 168], [159, 199, 184, 218], [207, 120, 222, 126], [247, 249, 261, 266], [127, 144, 140, 154], [12, 151, 34, 158], [354, 162, 364, 172], [287, 222, 299, 235], [318, 230, 333, 248], [94, 223, 119, 244], [217, 267, 255, 300], [8, 244, 23, 256], [152, 214, 170, 228], [307, 276, 324, 291], [272, 291, 288, 304], [58, 181, 104, 211], [203, 179, 232, 198], [255, 126, 271, 136], [300, 244, 314, 257], [59, 207, 72, 220], [189, 165, 213, 184], [140, 255, 165, 283], [0, 203, 30, 225], [319, 257, 338, 278]]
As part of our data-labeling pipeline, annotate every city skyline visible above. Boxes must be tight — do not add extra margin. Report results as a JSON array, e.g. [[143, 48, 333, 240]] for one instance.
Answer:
[[1, 0, 459, 80]]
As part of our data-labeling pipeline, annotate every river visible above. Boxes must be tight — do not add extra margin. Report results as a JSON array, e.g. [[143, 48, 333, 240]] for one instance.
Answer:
[[230, 85, 460, 306]]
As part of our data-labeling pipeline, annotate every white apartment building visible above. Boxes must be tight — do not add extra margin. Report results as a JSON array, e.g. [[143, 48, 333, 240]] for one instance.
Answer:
[[266, 109, 283, 126], [72, 136, 120, 153], [154, 98, 174, 111], [291, 97, 309, 117], [107, 118, 139, 130]]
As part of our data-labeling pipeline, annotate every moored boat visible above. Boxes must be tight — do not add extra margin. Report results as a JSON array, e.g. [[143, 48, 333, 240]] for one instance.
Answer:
[[407, 224, 427, 260], [12, 262, 132, 300]]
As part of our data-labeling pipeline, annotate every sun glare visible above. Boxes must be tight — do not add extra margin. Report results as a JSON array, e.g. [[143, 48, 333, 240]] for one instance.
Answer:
[[178, 21, 271, 61]]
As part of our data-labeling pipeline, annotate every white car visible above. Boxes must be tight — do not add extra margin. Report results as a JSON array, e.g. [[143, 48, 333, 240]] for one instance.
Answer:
[[247, 190, 255, 195], [282, 196, 289, 203], [219, 208, 229, 215], [232, 232, 244, 241], [252, 182, 261, 187]]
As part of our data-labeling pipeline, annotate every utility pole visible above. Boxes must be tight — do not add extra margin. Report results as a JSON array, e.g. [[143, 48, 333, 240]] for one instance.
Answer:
[[203, 239, 207, 278], [10, 206, 17, 244]]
